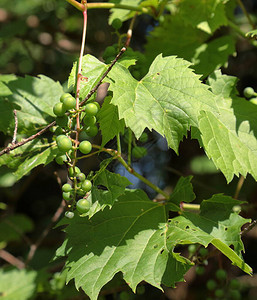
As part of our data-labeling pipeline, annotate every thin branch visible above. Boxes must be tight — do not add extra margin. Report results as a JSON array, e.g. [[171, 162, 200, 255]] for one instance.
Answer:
[[26, 199, 66, 264], [125, 13, 137, 47], [11, 109, 18, 144], [66, 0, 150, 14], [0, 120, 56, 156], [237, 0, 255, 29], [0, 249, 25, 269], [80, 47, 126, 107], [234, 175, 245, 199], [241, 220, 257, 236]]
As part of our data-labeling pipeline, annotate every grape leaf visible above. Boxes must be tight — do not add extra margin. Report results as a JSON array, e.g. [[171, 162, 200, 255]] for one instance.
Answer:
[[108, 54, 215, 153], [178, 0, 228, 34], [0, 269, 37, 300], [0, 139, 59, 182], [87, 170, 131, 217], [98, 96, 125, 146], [0, 214, 34, 243], [57, 190, 251, 300], [200, 71, 257, 182], [5, 75, 63, 135], [0, 98, 15, 135], [168, 176, 195, 211]]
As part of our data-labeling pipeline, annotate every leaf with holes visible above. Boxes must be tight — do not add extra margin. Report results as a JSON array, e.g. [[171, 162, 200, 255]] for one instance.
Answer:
[[56, 190, 251, 300]]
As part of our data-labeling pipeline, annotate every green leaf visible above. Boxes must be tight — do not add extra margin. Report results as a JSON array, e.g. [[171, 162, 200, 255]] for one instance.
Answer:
[[0, 214, 34, 243], [192, 35, 235, 77], [245, 29, 257, 39], [168, 176, 195, 211], [108, 54, 214, 153], [0, 139, 59, 182], [57, 190, 250, 300], [98, 96, 125, 146], [200, 70, 257, 182], [178, 0, 228, 34], [0, 98, 15, 135], [0, 269, 37, 300], [6, 75, 63, 135], [68, 55, 107, 100], [88, 170, 131, 217]]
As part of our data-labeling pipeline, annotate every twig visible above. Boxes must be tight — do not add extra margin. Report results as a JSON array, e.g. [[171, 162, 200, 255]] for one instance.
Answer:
[[25, 199, 66, 264], [237, 0, 255, 29], [0, 249, 25, 269], [80, 47, 126, 107], [241, 220, 257, 236], [234, 175, 245, 199], [125, 13, 137, 47], [11, 109, 18, 144], [0, 120, 56, 156]]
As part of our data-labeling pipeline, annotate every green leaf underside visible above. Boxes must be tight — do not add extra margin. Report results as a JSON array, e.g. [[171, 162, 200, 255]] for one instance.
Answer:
[[57, 190, 251, 300], [5, 75, 63, 135], [0, 139, 58, 181], [87, 170, 131, 218], [178, 0, 228, 34], [0, 269, 37, 300], [0, 214, 34, 243], [98, 97, 125, 146]]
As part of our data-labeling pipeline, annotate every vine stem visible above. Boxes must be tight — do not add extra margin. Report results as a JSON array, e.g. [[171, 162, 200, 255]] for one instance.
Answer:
[[234, 175, 245, 199], [237, 0, 255, 29], [0, 249, 25, 269], [66, 0, 150, 14]]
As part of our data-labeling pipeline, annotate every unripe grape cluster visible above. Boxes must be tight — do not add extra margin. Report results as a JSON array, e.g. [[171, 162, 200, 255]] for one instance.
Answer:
[[52, 93, 101, 216]]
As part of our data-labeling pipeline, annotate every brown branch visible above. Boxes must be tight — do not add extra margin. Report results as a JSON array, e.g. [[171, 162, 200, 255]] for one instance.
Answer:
[[26, 199, 66, 264], [125, 13, 137, 47], [241, 220, 257, 236], [0, 249, 25, 269], [11, 109, 18, 144], [0, 121, 56, 156]]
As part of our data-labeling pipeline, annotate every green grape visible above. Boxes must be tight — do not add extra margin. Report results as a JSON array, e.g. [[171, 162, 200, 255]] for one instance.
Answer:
[[83, 115, 96, 126], [79, 140, 92, 154], [56, 135, 72, 152], [65, 211, 74, 219], [81, 180, 92, 192], [215, 289, 224, 298], [188, 244, 197, 254], [92, 101, 100, 111], [76, 173, 86, 182], [76, 198, 91, 213], [62, 192, 71, 201], [55, 154, 67, 165], [56, 115, 69, 128], [230, 279, 240, 290], [119, 291, 130, 300], [199, 247, 208, 257], [54, 126, 64, 135], [215, 269, 227, 281], [243, 87, 255, 98], [84, 103, 99, 116], [111, 18, 122, 30], [60, 93, 72, 103], [230, 290, 241, 300], [132, 146, 147, 159], [62, 183, 72, 193], [206, 279, 216, 290], [63, 95, 76, 110], [53, 102, 66, 116], [250, 98, 257, 105], [103, 46, 116, 60], [195, 265, 205, 275], [85, 125, 98, 137], [139, 132, 148, 143], [68, 166, 81, 178]]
